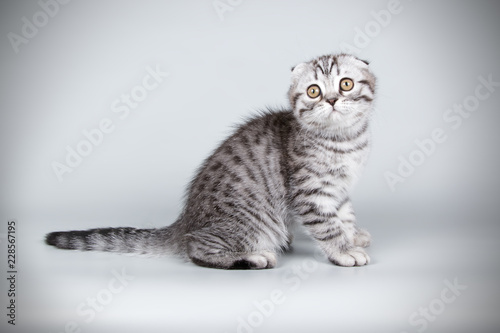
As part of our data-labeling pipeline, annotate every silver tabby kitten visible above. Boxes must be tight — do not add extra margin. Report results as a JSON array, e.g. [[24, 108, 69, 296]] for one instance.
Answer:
[[46, 53, 376, 269]]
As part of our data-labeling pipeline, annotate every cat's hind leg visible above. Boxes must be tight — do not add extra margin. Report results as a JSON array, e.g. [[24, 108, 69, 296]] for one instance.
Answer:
[[185, 229, 277, 270], [187, 242, 277, 269]]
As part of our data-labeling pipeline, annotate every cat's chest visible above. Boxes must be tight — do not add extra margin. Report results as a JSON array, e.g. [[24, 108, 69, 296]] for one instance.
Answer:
[[290, 137, 369, 189], [301, 138, 366, 166]]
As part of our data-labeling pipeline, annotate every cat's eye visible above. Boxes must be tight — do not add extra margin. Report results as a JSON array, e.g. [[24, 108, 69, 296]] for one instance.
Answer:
[[339, 78, 354, 92], [307, 85, 321, 98]]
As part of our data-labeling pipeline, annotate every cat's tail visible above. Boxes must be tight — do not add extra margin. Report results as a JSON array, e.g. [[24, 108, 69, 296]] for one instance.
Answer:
[[45, 226, 177, 256]]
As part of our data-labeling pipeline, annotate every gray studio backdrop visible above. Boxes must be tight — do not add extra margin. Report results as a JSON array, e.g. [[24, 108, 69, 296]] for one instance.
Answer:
[[1, 1, 499, 333]]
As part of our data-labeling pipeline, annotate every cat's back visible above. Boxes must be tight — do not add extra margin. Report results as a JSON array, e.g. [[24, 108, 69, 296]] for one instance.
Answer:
[[182, 110, 295, 223], [231, 109, 295, 145], [202, 109, 295, 170]]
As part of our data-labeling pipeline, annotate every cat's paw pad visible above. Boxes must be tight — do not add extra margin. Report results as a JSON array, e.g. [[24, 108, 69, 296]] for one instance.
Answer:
[[354, 229, 371, 248], [329, 247, 370, 267]]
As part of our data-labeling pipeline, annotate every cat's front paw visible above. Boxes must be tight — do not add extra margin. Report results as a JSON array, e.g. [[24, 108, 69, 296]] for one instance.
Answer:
[[329, 247, 370, 267]]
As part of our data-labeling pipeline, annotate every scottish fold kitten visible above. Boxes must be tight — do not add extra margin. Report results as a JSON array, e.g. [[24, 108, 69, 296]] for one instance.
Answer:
[[46, 53, 376, 269]]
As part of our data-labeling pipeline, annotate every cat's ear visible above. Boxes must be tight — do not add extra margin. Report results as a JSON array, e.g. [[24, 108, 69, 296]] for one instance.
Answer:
[[356, 57, 370, 66], [290, 63, 308, 81]]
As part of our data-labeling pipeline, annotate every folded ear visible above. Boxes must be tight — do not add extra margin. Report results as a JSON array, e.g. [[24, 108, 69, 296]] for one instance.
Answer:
[[290, 62, 308, 81], [356, 57, 370, 66]]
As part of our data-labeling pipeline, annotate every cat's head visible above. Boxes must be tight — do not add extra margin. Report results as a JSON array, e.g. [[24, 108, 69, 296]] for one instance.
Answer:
[[288, 54, 376, 135]]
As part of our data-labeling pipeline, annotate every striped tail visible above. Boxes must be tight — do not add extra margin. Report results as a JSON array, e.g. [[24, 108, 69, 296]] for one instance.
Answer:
[[45, 227, 174, 255]]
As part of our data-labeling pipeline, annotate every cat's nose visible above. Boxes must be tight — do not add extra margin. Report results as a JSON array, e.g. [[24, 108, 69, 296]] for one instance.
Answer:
[[326, 98, 337, 106]]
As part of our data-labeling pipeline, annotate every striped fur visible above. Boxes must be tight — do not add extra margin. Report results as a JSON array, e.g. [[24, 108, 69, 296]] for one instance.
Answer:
[[46, 54, 376, 269]]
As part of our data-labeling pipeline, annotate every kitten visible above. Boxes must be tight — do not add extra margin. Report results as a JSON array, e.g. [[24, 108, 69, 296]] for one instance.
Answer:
[[46, 53, 376, 269]]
